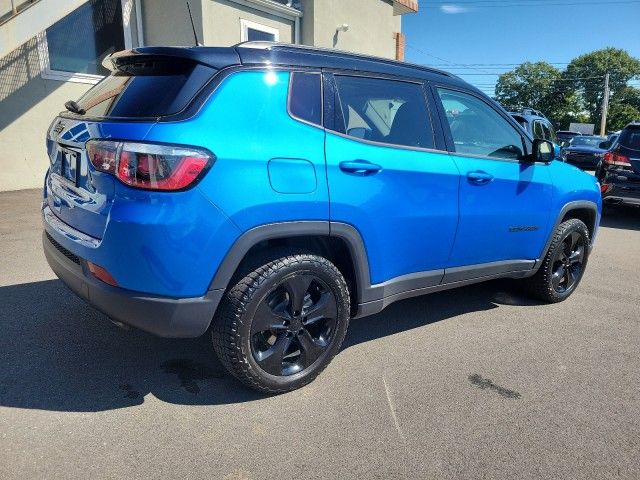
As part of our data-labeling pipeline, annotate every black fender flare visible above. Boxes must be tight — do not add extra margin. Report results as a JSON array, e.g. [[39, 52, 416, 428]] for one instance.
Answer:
[[537, 200, 599, 265], [207, 221, 374, 305]]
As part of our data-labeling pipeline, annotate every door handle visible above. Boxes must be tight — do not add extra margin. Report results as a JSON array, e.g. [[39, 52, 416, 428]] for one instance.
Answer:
[[467, 170, 494, 185], [339, 160, 382, 176]]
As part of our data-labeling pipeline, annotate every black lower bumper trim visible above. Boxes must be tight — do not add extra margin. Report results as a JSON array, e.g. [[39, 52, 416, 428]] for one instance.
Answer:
[[43, 232, 223, 338]]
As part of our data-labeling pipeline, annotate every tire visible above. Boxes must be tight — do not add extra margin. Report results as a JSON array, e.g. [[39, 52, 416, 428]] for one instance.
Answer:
[[522, 218, 590, 303], [212, 253, 350, 394]]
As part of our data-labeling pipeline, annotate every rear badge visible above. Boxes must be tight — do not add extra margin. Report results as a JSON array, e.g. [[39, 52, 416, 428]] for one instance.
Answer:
[[509, 226, 539, 232], [53, 121, 65, 135]]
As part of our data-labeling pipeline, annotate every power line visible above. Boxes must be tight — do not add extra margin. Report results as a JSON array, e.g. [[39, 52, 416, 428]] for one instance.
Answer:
[[405, 45, 496, 74], [426, 0, 638, 4], [425, 62, 572, 66], [423, 0, 640, 8]]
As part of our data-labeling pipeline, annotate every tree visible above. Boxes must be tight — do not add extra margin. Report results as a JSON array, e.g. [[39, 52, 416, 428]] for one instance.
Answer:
[[565, 48, 640, 130], [495, 61, 561, 110], [495, 62, 577, 126], [607, 86, 640, 130]]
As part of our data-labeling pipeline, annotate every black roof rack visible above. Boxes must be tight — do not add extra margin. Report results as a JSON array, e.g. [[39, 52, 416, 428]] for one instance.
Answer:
[[236, 41, 455, 79]]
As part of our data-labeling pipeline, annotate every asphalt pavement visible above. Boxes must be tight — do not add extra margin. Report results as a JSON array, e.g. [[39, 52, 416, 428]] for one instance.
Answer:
[[1, 189, 639, 479]]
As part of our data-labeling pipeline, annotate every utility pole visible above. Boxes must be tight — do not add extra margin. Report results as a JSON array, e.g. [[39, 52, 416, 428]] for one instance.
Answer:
[[600, 72, 610, 136]]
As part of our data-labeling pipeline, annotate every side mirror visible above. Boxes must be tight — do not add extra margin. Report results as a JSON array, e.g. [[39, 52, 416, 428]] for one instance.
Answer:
[[533, 139, 555, 164], [599, 141, 610, 149]]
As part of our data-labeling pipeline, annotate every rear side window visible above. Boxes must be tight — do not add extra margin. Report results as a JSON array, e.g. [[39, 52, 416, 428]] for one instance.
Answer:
[[289, 72, 322, 126], [75, 60, 215, 118], [332, 75, 434, 149]]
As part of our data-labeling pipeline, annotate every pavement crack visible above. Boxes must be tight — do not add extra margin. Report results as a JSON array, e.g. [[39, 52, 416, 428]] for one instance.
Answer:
[[382, 374, 404, 440]]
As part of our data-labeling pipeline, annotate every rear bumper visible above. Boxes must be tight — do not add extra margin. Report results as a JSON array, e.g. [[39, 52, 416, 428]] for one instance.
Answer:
[[565, 157, 599, 170], [602, 179, 640, 206], [43, 231, 224, 338]]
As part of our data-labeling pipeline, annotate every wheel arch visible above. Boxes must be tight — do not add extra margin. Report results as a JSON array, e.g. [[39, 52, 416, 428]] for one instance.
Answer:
[[539, 200, 599, 262], [208, 222, 373, 314]]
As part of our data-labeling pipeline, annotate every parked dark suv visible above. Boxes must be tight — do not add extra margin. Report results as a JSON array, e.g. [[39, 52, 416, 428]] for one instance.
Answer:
[[597, 122, 640, 207], [42, 42, 601, 393]]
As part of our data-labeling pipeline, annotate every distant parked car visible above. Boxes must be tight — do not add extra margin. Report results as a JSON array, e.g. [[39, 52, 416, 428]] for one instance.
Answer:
[[509, 108, 561, 158], [606, 132, 620, 147], [561, 135, 607, 170], [557, 130, 582, 147], [597, 122, 640, 207]]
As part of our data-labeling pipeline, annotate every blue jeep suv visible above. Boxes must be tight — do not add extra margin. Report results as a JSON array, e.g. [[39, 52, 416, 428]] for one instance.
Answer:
[[42, 42, 601, 393]]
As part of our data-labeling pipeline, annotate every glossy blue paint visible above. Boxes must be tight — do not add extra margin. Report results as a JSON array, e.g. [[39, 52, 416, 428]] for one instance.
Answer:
[[42, 52, 601, 305], [547, 159, 603, 243], [325, 132, 460, 284], [46, 119, 155, 239], [447, 156, 553, 267], [268, 158, 317, 194], [147, 71, 329, 231]]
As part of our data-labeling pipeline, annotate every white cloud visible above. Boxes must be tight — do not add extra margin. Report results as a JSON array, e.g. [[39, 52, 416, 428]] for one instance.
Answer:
[[440, 4, 469, 14]]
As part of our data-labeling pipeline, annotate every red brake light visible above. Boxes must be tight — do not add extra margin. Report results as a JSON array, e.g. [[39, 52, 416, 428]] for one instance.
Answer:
[[87, 140, 213, 191], [603, 152, 631, 166]]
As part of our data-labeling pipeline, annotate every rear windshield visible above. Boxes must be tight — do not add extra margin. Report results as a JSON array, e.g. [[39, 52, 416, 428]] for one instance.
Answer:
[[619, 126, 640, 152], [75, 59, 215, 118]]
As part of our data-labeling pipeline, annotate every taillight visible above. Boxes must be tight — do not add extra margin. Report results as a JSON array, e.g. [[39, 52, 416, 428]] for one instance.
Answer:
[[86, 140, 213, 191], [603, 151, 631, 166]]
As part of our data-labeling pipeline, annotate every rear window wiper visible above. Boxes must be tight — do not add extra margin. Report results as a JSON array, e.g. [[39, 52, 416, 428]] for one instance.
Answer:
[[64, 100, 86, 115]]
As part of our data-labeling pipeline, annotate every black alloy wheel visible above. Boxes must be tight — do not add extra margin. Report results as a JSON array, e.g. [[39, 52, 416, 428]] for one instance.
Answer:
[[212, 253, 350, 393], [550, 231, 586, 294], [250, 274, 338, 376], [522, 218, 590, 303]]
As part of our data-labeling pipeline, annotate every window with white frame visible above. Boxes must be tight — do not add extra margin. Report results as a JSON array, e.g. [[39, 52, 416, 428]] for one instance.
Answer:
[[240, 19, 280, 42], [37, 0, 134, 84]]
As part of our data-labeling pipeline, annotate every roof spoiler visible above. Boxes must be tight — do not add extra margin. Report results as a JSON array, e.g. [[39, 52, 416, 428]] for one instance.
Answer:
[[102, 46, 241, 73]]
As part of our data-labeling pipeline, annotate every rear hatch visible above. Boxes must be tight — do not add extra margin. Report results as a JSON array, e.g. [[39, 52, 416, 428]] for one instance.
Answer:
[[45, 52, 222, 239], [617, 126, 640, 177]]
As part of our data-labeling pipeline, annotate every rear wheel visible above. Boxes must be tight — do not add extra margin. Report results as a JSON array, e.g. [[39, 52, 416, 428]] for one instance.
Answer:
[[522, 218, 590, 303], [212, 254, 350, 393]]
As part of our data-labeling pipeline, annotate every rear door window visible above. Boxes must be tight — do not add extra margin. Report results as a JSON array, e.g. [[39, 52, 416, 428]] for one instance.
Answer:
[[75, 60, 215, 118], [332, 75, 435, 149]]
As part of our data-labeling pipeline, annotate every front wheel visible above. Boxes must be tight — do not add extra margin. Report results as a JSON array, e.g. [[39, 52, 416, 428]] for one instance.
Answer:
[[522, 218, 590, 303], [212, 254, 350, 393]]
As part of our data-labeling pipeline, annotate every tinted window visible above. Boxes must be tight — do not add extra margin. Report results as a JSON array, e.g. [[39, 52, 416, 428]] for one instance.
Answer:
[[619, 127, 640, 151], [289, 72, 322, 126], [437, 88, 524, 160], [533, 121, 544, 139], [333, 76, 434, 149], [542, 122, 558, 144], [569, 136, 605, 147], [75, 61, 215, 118]]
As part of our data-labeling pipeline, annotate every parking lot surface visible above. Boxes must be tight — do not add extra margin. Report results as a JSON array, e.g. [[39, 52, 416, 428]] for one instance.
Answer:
[[1, 189, 639, 479]]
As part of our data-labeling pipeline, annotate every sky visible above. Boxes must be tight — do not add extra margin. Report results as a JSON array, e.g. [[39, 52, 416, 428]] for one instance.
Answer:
[[403, 0, 640, 96]]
